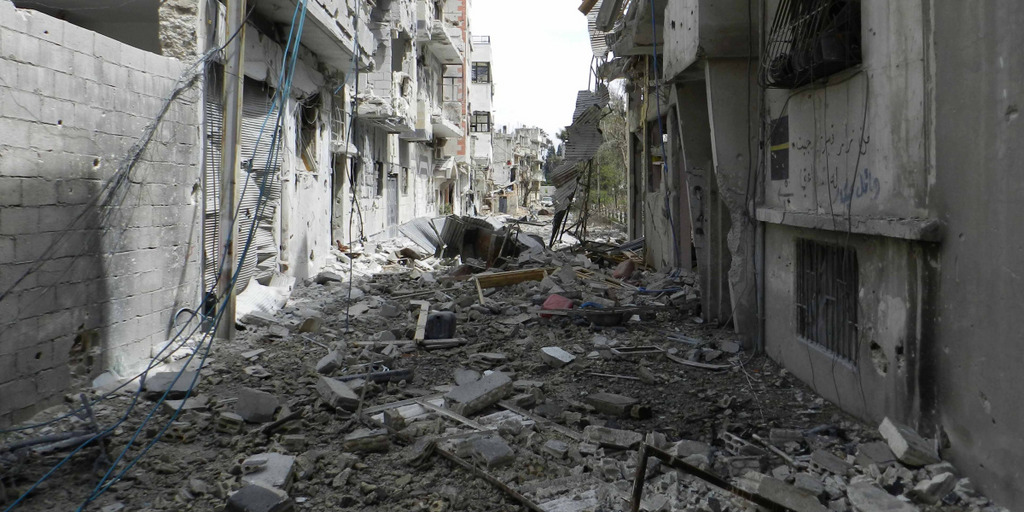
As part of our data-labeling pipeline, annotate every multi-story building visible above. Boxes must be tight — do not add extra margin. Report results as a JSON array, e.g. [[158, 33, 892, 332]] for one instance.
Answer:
[[587, 1, 1024, 508], [468, 34, 494, 215], [0, 0, 477, 424]]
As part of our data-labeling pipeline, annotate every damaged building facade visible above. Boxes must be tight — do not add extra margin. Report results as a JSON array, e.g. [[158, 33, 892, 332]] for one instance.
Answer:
[[588, 0, 1024, 508], [489, 127, 550, 215], [0, 0, 484, 424]]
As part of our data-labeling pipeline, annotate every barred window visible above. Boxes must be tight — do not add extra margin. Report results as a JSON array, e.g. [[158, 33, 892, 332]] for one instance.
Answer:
[[796, 239, 858, 362], [760, 0, 862, 89]]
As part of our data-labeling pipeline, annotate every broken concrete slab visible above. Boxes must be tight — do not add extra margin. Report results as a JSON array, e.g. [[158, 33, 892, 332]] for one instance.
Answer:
[[142, 371, 199, 400], [467, 435, 515, 469], [161, 396, 208, 414], [740, 472, 827, 512], [583, 426, 643, 450], [443, 371, 512, 416], [669, 439, 713, 459], [542, 439, 569, 459], [226, 484, 294, 512], [315, 351, 343, 375], [855, 441, 898, 468], [316, 376, 359, 411], [453, 368, 481, 386], [793, 472, 826, 497], [235, 388, 279, 423], [878, 417, 939, 467], [585, 392, 638, 417], [314, 271, 343, 285], [847, 482, 920, 512], [298, 317, 323, 333], [241, 453, 295, 491], [342, 428, 389, 453], [540, 346, 576, 368], [811, 449, 853, 476], [240, 311, 282, 327], [908, 472, 956, 505]]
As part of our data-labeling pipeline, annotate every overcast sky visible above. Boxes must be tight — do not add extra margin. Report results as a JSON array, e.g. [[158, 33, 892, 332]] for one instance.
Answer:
[[469, 0, 595, 138]]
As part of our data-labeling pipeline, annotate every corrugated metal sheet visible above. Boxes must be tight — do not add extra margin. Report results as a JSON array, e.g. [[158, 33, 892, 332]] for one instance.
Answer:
[[551, 88, 610, 212], [203, 70, 282, 293]]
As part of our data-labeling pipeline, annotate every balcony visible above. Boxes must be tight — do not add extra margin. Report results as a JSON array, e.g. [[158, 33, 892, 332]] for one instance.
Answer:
[[356, 71, 416, 134], [431, 101, 464, 138], [250, 0, 373, 70]]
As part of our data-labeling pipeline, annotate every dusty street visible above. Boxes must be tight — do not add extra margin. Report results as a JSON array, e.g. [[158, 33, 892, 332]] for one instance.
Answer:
[[1, 218, 1002, 512]]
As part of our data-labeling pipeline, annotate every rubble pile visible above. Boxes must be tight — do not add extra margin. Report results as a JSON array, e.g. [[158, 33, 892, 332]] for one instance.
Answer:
[[0, 226, 1007, 512]]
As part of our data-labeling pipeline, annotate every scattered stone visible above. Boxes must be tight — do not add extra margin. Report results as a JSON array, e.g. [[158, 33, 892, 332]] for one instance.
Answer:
[[508, 392, 537, 408], [314, 271, 343, 285], [236, 388, 279, 423], [878, 418, 939, 467], [226, 484, 294, 512], [794, 472, 825, 497], [383, 409, 406, 431], [810, 449, 853, 476], [316, 351, 343, 375], [142, 371, 199, 400], [161, 396, 208, 413], [718, 340, 742, 353], [847, 482, 919, 512], [241, 453, 295, 491], [540, 346, 576, 368], [298, 317, 323, 333], [216, 412, 245, 434], [585, 392, 638, 417], [740, 472, 827, 512], [637, 365, 658, 384], [342, 428, 390, 453], [908, 472, 956, 505], [855, 441, 897, 468], [670, 439, 713, 459], [240, 311, 282, 327], [542, 439, 569, 459], [770, 428, 804, 445], [444, 371, 512, 416], [316, 376, 360, 411], [280, 435, 306, 452], [268, 325, 290, 338], [380, 303, 403, 318], [244, 365, 272, 378], [453, 368, 481, 386], [240, 349, 266, 359], [583, 426, 643, 449], [467, 435, 515, 469]]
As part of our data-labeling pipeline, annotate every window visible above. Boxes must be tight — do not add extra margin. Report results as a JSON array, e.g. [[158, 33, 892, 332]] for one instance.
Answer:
[[471, 62, 491, 83], [759, 0, 862, 88], [796, 239, 858, 362], [442, 65, 463, 102], [296, 95, 320, 172], [402, 167, 410, 195], [470, 111, 491, 133], [375, 162, 385, 196]]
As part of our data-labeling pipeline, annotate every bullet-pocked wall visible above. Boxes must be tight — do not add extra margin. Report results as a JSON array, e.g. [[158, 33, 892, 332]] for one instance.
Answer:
[[0, 5, 203, 424]]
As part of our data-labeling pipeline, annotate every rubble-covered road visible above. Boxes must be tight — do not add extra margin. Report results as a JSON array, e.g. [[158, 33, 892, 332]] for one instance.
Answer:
[[0, 222, 1007, 512]]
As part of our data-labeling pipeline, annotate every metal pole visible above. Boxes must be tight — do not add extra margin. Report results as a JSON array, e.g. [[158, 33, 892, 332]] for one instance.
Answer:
[[216, 0, 245, 340]]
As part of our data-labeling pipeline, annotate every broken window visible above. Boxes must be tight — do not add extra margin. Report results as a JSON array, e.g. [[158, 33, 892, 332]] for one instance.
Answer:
[[796, 239, 859, 362], [760, 0, 862, 88], [471, 111, 491, 133], [471, 62, 491, 83], [442, 65, 464, 102], [375, 162, 385, 196], [296, 95, 320, 172]]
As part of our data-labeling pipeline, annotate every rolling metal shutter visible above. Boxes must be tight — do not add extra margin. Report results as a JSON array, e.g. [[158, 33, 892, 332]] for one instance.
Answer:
[[203, 69, 282, 293]]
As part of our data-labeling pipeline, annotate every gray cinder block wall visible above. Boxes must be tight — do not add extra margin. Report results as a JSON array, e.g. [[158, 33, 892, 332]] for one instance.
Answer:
[[0, 4, 202, 425]]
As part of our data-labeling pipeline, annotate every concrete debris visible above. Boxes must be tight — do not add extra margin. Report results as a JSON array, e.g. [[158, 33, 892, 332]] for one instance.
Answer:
[[298, 317, 323, 333], [216, 412, 245, 434], [443, 371, 512, 416], [313, 271, 344, 285], [342, 428, 390, 453], [583, 426, 643, 449], [316, 376, 360, 411], [241, 453, 295, 491], [738, 472, 828, 512], [315, 351, 343, 375], [847, 481, 920, 512], [542, 439, 570, 459], [142, 371, 199, 400], [908, 472, 956, 505], [878, 418, 940, 467], [539, 346, 576, 368], [226, 484, 294, 512], [453, 368, 481, 385], [235, 388, 279, 423], [466, 435, 515, 469], [584, 392, 638, 417], [811, 449, 853, 476]]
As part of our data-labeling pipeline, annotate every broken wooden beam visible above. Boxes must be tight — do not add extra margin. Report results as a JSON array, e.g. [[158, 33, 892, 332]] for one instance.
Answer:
[[472, 268, 552, 289], [410, 300, 430, 341]]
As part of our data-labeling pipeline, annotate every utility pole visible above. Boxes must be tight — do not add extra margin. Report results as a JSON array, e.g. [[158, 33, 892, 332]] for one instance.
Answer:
[[216, 0, 245, 340]]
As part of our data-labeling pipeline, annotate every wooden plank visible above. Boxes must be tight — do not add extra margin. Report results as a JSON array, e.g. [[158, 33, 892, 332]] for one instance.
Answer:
[[473, 268, 553, 289], [665, 352, 732, 370], [411, 300, 430, 341]]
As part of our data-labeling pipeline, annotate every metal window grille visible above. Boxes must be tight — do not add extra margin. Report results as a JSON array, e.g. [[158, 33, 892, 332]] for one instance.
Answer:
[[759, 0, 862, 89], [796, 239, 858, 362]]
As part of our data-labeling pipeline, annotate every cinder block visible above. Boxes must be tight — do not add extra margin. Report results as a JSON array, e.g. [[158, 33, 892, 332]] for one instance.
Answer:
[[100, 60, 128, 88], [6, 31, 40, 64], [0, 207, 40, 235], [38, 40, 73, 71], [0, 378, 37, 411], [71, 50, 101, 82], [36, 365, 71, 398], [17, 343, 53, 376], [25, 11, 64, 46], [19, 179, 57, 206], [13, 232, 55, 263], [17, 286, 57, 320], [2, 88, 42, 122], [27, 123, 64, 153], [93, 34, 123, 63], [0, 177, 23, 205]]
